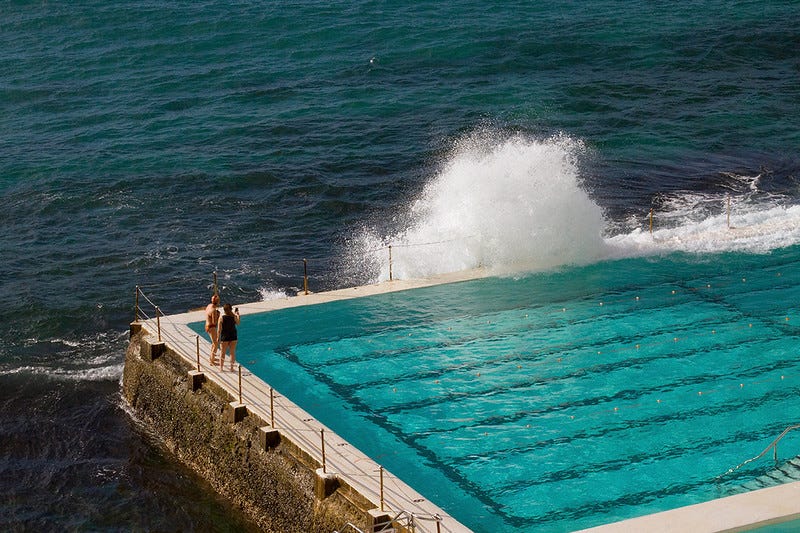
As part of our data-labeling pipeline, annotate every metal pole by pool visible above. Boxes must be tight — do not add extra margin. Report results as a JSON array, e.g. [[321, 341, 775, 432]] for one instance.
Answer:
[[388, 245, 393, 281], [303, 259, 309, 295], [320, 429, 326, 473], [380, 466, 385, 511], [270, 387, 275, 428]]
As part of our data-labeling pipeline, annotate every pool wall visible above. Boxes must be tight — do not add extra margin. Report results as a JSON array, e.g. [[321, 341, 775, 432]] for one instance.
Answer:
[[122, 331, 372, 532]]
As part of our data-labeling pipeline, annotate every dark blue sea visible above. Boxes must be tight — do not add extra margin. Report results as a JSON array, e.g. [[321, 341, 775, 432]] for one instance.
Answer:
[[1, 1, 799, 531]]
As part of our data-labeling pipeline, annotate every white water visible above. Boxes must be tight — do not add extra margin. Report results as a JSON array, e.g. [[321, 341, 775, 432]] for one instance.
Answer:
[[258, 286, 289, 301], [0, 363, 125, 381], [608, 203, 800, 257], [0, 332, 127, 382], [356, 134, 800, 281]]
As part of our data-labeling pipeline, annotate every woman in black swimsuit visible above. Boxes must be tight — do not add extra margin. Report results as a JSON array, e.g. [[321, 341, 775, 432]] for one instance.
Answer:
[[216, 303, 240, 371]]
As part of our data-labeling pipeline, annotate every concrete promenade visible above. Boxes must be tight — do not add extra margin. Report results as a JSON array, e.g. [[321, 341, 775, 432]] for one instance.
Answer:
[[142, 267, 800, 533]]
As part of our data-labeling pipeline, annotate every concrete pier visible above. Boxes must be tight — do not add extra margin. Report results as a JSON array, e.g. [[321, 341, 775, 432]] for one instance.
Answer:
[[140, 337, 165, 361], [315, 468, 340, 499], [259, 426, 281, 450]]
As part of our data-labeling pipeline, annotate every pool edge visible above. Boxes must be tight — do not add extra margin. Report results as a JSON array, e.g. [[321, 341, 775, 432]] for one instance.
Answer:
[[574, 481, 800, 532]]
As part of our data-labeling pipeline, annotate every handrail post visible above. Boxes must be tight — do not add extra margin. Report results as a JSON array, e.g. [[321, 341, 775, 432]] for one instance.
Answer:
[[238, 364, 242, 404], [155, 306, 162, 342], [320, 428, 326, 473], [213, 271, 218, 296], [196, 335, 200, 371], [134, 286, 140, 321], [388, 245, 393, 281], [380, 466, 385, 511], [727, 196, 731, 229], [270, 387, 275, 428], [303, 259, 309, 295]]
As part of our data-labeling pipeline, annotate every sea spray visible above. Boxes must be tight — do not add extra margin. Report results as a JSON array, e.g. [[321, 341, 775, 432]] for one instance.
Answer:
[[354, 133, 608, 280], [352, 137, 800, 282], [258, 286, 289, 301]]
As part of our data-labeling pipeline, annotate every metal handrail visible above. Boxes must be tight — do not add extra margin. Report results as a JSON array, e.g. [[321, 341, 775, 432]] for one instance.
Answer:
[[333, 510, 442, 533], [718, 423, 800, 479], [389, 509, 443, 533], [334, 523, 366, 533]]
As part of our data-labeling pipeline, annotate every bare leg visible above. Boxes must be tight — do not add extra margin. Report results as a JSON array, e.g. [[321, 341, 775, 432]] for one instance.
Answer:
[[219, 341, 228, 371], [208, 328, 218, 365], [229, 340, 237, 371]]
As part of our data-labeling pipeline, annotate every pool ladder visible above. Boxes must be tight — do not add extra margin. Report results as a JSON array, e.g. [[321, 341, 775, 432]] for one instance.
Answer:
[[334, 510, 443, 533], [718, 423, 800, 479]]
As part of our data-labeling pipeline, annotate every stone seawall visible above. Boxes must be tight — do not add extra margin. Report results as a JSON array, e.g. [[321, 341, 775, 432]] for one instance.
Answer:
[[122, 331, 374, 533]]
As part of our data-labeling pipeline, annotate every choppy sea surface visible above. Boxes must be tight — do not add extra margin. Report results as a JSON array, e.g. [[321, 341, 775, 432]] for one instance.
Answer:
[[1, 1, 799, 531]]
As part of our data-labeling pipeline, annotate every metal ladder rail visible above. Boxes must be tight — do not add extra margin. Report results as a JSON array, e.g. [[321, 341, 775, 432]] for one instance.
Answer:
[[334, 509, 444, 533], [391, 509, 444, 532], [718, 423, 800, 479]]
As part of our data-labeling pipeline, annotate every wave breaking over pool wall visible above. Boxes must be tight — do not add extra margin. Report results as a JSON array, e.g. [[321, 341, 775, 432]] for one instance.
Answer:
[[350, 133, 800, 283], [353, 133, 607, 280]]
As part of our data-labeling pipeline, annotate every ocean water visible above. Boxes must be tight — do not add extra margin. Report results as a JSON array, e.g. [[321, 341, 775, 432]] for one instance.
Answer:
[[1, 0, 799, 530]]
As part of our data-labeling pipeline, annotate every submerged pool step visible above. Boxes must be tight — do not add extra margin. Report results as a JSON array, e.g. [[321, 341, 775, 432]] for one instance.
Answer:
[[734, 456, 800, 493]]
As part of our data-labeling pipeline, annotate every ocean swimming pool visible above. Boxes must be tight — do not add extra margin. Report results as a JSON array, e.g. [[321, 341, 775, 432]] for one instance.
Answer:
[[193, 246, 800, 532]]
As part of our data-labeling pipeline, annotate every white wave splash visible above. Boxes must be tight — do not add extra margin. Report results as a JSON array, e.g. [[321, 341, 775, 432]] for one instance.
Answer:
[[353, 133, 800, 281], [258, 286, 289, 301], [356, 133, 607, 280]]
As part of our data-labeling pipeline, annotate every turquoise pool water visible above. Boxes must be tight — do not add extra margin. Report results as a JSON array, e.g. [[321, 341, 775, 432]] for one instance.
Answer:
[[751, 519, 800, 533], [194, 247, 800, 532]]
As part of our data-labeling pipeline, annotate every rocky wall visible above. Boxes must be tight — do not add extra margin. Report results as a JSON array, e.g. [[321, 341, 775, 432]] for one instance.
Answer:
[[122, 331, 374, 533]]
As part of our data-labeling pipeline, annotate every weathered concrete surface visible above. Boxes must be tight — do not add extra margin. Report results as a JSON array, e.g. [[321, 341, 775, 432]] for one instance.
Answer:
[[122, 332, 370, 533]]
